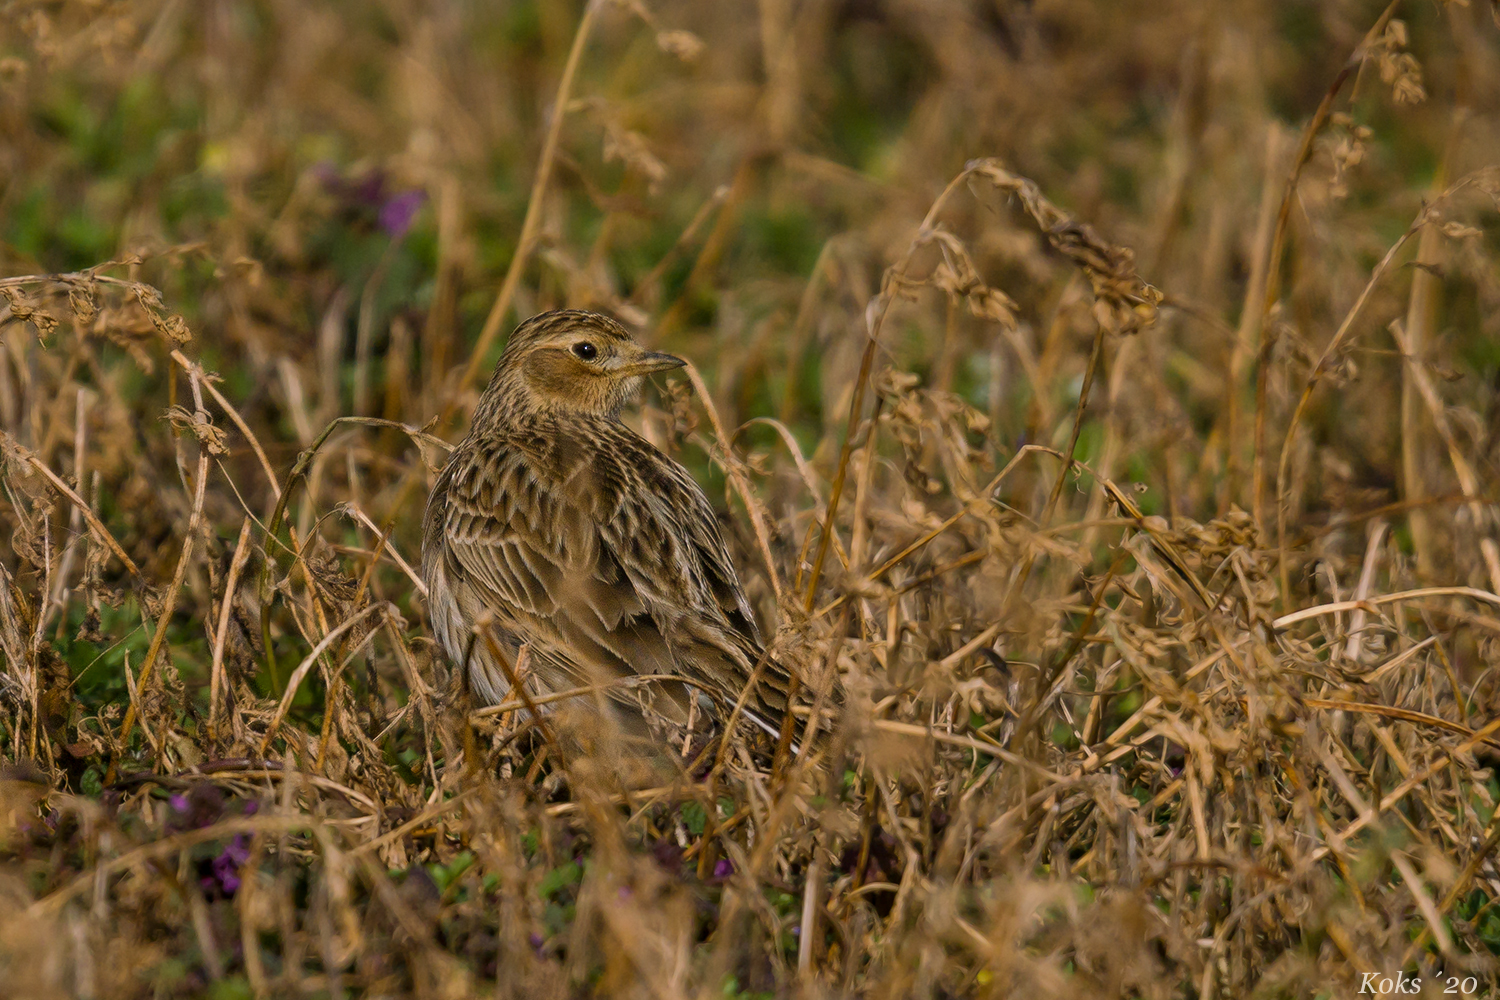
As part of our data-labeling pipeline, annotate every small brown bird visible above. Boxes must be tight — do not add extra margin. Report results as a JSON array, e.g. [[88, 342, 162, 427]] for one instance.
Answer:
[[422, 310, 789, 751]]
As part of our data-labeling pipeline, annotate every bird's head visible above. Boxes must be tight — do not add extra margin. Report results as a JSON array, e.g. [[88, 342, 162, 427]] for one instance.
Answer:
[[477, 310, 686, 421]]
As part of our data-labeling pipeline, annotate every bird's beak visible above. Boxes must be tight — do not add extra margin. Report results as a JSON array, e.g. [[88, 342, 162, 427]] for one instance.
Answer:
[[617, 351, 687, 377]]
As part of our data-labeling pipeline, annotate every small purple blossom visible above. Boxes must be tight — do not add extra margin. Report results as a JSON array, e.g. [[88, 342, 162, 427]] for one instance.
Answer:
[[169, 794, 189, 813], [712, 858, 734, 880], [202, 833, 253, 896], [316, 163, 425, 239], [379, 190, 426, 238]]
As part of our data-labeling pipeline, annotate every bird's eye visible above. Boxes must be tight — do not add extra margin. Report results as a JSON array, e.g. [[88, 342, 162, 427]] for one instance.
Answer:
[[572, 342, 598, 361]]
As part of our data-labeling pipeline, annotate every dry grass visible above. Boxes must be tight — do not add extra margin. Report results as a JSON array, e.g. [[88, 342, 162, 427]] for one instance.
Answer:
[[2, 1, 1500, 997]]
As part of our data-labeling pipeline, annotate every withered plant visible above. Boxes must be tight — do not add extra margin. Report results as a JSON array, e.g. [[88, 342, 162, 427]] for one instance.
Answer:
[[2, 1, 1500, 998]]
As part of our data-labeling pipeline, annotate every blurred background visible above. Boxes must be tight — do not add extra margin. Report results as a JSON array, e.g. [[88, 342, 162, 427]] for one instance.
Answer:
[[4, 1, 1500, 997]]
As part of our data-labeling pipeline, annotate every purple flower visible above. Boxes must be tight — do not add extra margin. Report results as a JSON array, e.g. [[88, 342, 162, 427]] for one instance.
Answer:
[[379, 190, 426, 238], [712, 858, 734, 879], [204, 833, 253, 896], [316, 163, 425, 238], [169, 794, 190, 813], [224, 834, 252, 866]]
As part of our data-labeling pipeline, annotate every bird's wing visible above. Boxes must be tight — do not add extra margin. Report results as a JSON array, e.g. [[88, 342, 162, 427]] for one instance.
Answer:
[[592, 429, 791, 721], [438, 442, 582, 622], [435, 423, 789, 727]]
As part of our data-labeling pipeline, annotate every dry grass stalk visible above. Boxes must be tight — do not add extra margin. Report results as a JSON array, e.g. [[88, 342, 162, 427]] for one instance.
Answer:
[[2, 2, 1500, 998]]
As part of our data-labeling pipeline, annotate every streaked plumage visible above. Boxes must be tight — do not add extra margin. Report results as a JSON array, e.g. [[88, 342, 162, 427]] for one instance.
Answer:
[[421, 310, 789, 748]]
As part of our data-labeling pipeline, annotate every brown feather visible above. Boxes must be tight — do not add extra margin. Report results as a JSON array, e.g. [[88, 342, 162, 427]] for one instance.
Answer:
[[422, 310, 791, 745]]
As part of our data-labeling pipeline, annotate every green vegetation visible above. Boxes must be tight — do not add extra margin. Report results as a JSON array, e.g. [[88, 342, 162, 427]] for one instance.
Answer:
[[1, 1, 1499, 997]]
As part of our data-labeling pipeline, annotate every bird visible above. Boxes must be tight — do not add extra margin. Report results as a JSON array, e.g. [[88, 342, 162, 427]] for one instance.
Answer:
[[421, 309, 792, 758]]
